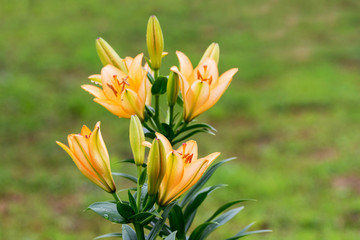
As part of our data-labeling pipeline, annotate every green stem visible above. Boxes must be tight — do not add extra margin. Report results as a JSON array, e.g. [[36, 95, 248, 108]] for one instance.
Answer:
[[136, 166, 142, 211], [111, 192, 122, 204], [154, 95, 162, 130], [134, 223, 145, 240]]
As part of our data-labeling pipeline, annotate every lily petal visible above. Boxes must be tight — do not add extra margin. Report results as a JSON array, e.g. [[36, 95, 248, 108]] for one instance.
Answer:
[[155, 132, 173, 155], [94, 98, 132, 118], [176, 51, 194, 79], [81, 84, 107, 99]]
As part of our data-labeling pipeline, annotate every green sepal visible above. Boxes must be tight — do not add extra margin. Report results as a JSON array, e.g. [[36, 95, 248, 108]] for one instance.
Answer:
[[181, 157, 235, 207], [151, 76, 168, 95], [169, 204, 186, 240], [112, 172, 138, 184], [87, 201, 128, 224], [122, 224, 137, 240], [94, 232, 122, 239], [116, 202, 136, 220], [225, 222, 272, 240]]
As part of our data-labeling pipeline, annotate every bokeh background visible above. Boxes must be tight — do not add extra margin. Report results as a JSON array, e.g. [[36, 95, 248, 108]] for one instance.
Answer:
[[1, 0, 360, 239]]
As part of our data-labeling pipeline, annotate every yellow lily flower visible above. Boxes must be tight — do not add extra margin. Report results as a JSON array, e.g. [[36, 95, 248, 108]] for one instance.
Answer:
[[82, 53, 151, 120], [154, 133, 220, 206], [56, 122, 116, 193], [171, 51, 238, 122]]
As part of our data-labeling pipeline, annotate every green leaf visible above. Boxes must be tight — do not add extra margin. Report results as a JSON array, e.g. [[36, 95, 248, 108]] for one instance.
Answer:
[[181, 158, 236, 207], [183, 184, 226, 231], [172, 129, 215, 145], [145, 132, 156, 139], [130, 212, 160, 225], [112, 172, 137, 183], [116, 202, 135, 220], [206, 199, 255, 222], [225, 222, 272, 240], [117, 159, 148, 168], [161, 123, 175, 139], [169, 204, 185, 239], [188, 222, 214, 240], [128, 190, 138, 213], [151, 76, 168, 95], [138, 168, 147, 186], [122, 224, 137, 240], [94, 232, 122, 239], [182, 123, 217, 134], [147, 71, 155, 84], [176, 95, 183, 107], [164, 231, 178, 240], [88, 201, 128, 224], [147, 202, 176, 240], [199, 207, 244, 240]]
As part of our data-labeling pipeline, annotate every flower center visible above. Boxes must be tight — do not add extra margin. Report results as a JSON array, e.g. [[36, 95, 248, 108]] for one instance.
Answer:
[[197, 65, 213, 85], [179, 143, 194, 164], [107, 75, 130, 96]]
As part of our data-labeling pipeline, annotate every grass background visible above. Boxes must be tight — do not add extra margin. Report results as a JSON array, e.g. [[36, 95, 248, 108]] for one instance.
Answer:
[[1, 0, 360, 239]]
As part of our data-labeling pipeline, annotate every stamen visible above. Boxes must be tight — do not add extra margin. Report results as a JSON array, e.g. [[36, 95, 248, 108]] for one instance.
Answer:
[[107, 83, 118, 96]]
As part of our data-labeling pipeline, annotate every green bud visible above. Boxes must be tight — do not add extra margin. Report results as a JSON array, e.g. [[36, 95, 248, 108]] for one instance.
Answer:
[[147, 138, 166, 196], [146, 16, 164, 70], [167, 71, 179, 107], [96, 37, 128, 73], [199, 42, 220, 64], [129, 115, 145, 166]]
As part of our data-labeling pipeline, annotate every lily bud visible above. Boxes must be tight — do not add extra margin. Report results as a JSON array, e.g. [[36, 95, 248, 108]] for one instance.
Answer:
[[129, 115, 145, 166], [199, 42, 220, 65], [167, 71, 179, 107], [96, 37, 128, 73], [146, 16, 164, 70], [147, 138, 166, 196], [56, 122, 116, 193]]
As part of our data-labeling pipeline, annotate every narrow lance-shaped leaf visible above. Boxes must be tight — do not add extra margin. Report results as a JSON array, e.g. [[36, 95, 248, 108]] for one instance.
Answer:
[[147, 202, 176, 240], [183, 184, 227, 231], [94, 232, 122, 239], [206, 199, 255, 222], [181, 157, 235, 207], [188, 222, 214, 240], [225, 222, 272, 240], [168, 204, 186, 240], [112, 172, 138, 184], [199, 207, 244, 240]]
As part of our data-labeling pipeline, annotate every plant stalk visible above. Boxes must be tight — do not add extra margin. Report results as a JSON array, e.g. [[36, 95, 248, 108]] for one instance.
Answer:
[[136, 166, 142, 211], [134, 222, 146, 240]]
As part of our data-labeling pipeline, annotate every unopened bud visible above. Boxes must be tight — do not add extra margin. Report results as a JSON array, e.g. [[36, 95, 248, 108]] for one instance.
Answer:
[[147, 138, 166, 196], [96, 37, 128, 73], [129, 115, 145, 166], [167, 71, 179, 107], [199, 42, 220, 64], [146, 16, 164, 70]]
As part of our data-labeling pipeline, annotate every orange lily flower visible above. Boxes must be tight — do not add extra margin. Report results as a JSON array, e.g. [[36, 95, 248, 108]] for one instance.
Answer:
[[155, 133, 220, 206], [56, 122, 116, 193], [82, 53, 151, 120], [171, 51, 238, 122]]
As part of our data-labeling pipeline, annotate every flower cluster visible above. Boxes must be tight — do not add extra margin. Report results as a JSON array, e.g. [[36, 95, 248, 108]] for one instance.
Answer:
[[57, 16, 269, 240]]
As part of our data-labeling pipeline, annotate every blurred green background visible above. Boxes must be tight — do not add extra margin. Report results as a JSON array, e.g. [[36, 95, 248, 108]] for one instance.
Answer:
[[1, 0, 360, 239]]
